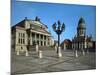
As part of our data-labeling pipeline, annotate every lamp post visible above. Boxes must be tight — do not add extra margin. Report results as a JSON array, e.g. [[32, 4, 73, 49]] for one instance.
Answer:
[[52, 20, 65, 57]]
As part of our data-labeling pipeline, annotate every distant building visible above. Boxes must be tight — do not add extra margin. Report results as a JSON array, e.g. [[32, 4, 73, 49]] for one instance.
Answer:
[[11, 17, 54, 52], [72, 17, 94, 50], [60, 39, 72, 50]]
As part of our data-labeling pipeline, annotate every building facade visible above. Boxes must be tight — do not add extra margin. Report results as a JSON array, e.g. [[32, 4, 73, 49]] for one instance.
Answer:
[[60, 39, 72, 50], [72, 17, 93, 50], [11, 17, 54, 52]]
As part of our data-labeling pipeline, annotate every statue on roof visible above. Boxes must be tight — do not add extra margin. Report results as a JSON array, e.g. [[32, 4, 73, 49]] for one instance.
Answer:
[[35, 16, 40, 21]]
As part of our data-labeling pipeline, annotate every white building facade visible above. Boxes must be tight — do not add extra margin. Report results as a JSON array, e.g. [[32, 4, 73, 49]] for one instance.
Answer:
[[11, 17, 54, 52], [72, 17, 93, 50]]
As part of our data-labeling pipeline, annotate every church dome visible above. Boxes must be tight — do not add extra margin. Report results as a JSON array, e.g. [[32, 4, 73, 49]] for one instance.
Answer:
[[77, 17, 86, 29]]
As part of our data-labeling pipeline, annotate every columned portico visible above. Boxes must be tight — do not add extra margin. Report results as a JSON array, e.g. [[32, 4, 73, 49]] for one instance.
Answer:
[[29, 31, 52, 46], [72, 17, 87, 50], [12, 17, 54, 53]]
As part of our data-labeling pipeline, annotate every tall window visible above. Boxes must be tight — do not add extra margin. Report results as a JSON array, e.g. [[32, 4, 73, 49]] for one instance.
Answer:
[[18, 38, 20, 44], [18, 33, 21, 44], [23, 33, 25, 38], [23, 39, 25, 44], [21, 38, 23, 44], [18, 33, 25, 44]]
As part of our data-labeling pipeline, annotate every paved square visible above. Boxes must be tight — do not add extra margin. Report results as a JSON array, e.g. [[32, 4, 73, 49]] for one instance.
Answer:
[[11, 50, 96, 75]]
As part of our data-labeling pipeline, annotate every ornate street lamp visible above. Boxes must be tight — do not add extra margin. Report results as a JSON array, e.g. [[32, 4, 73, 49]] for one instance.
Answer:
[[52, 20, 65, 57]]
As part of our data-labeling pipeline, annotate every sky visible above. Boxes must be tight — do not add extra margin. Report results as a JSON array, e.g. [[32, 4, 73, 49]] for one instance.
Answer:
[[11, 0, 96, 42]]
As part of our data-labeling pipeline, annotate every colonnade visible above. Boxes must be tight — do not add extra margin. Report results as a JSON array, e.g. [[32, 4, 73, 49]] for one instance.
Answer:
[[72, 42, 87, 49], [29, 32, 51, 46]]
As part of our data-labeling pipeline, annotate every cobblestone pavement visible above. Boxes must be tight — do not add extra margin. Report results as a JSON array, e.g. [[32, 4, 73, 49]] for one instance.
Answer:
[[11, 50, 96, 75]]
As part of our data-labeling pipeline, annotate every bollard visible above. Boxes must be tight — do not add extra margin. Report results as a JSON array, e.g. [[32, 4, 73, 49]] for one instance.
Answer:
[[58, 47, 62, 58], [16, 51, 20, 55], [36, 44, 39, 52], [75, 50, 78, 58], [87, 50, 89, 54], [25, 50, 29, 56], [38, 50, 43, 58], [82, 50, 85, 55], [55, 46, 57, 52]]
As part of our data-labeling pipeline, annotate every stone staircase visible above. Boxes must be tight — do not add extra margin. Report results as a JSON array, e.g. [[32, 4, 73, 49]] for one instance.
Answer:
[[28, 45, 36, 51], [38, 46, 55, 51], [28, 45, 55, 51]]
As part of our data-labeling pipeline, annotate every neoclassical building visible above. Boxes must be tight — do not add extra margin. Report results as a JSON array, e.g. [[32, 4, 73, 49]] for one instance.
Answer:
[[72, 17, 93, 50], [11, 17, 54, 52]]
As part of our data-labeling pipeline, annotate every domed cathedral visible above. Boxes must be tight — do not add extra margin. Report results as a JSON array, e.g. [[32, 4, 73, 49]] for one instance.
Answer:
[[72, 17, 93, 50], [77, 17, 86, 37]]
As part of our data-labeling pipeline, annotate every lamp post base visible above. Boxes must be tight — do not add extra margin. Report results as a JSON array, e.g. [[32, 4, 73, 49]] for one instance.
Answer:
[[75, 50, 78, 58], [57, 47, 62, 58]]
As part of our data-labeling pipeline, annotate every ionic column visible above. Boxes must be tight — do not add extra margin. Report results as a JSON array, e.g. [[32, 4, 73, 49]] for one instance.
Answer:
[[43, 35, 44, 46], [30, 32, 32, 45], [48, 36, 50, 46], [49, 37, 51, 46], [46, 36, 48, 46], [39, 34, 41, 46]]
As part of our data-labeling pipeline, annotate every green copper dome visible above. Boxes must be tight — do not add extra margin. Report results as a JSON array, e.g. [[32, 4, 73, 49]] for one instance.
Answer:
[[77, 17, 86, 29]]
